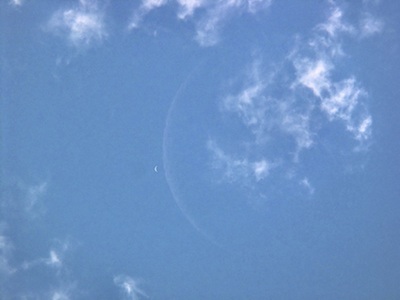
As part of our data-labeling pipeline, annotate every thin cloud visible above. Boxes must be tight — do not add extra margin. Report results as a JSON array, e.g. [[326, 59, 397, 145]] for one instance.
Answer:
[[317, 6, 354, 38], [177, 0, 204, 19], [114, 275, 148, 300], [221, 59, 314, 153], [291, 3, 373, 143], [0, 233, 16, 276], [48, 0, 107, 48], [128, 0, 168, 29], [194, 0, 241, 47], [129, 0, 272, 46], [25, 181, 48, 217], [51, 291, 70, 300], [195, 0, 272, 46], [247, 0, 273, 14], [207, 139, 272, 184], [300, 177, 315, 195], [9, 0, 23, 7], [360, 13, 383, 37], [293, 58, 332, 98]]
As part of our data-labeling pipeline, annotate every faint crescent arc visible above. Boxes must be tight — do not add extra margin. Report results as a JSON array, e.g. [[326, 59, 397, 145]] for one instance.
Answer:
[[162, 60, 222, 247], [154, 165, 158, 173]]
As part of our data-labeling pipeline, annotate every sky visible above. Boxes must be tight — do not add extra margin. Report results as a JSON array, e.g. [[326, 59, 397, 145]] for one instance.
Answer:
[[1, 0, 400, 299]]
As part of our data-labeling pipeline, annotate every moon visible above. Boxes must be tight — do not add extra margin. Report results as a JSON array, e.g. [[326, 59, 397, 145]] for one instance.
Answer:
[[154, 165, 158, 173]]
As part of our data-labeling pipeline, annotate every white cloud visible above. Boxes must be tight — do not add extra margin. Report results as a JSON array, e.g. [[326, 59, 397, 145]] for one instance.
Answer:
[[291, 4, 373, 143], [46, 250, 62, 268], [279, 103, 314, 153], [293, 58, 332, 98], [300, 177, 315, 194], [48, 0, 107, 48], [194, 1, 239, 46], [51, 291, 70, 300], [25, 181, 48, 217], [221, 60, 314, 154], [129, 0, 272, 46], [9, 0, 23, 7], [177, 0, 204, 19], [247, 0, 272, 14], [128, 0, 168, 29], [321, 78, 362, 121], [0, 233, 16, 276], [114, 275, 148, 300], [317, 6, 354, 38], [207, 139, 272, 184], [360, 13, 383, 37], [195, 0, 272, 46]]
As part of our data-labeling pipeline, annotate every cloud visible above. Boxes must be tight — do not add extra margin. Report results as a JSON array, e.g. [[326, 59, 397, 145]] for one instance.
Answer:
[[48, 0, 107, 48], [194, 0, 273, 46], [360, 13, 383, 37], [291, 4, 373, 143], [46, 250, 63, 269], [293, 58, 332, 98], [51, 291, 70, 300], [299, 177, 315, 194], [221, 62, 269, 142], [221, 60, 314, 153], [9, 0, 23, 7], [204, 1, 378, 202], [177, 0, 204, 19], [128, 0, 168, 29], [0, 231, 16, 276], [194, 0, 242, 46], [246, 0, 273, 14], [207, 139, 272, 184], [129, 0, 272, 46], [0, 179, 74, 298], [317, 6, 354, 38], [25, 181, 48, 217], [114, 275, 148, 300]]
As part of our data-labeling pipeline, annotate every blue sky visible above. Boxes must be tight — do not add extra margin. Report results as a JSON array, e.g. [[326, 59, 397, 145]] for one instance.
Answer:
[[1, 0, 400, 299]]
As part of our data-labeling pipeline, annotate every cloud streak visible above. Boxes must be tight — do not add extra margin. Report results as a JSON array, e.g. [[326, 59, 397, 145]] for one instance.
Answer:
[[207, 139, 272, 184], [129, 0, 273, 46], [114, 275, 148, 300]]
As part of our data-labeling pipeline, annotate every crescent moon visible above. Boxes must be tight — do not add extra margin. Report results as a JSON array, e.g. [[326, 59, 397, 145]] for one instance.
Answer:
[[154, 165, 158, 173]]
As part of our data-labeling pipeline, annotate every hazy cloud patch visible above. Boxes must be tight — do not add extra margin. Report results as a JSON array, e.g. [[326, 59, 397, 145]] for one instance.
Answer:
[[114, 275, 148, 300], [9, 0, 23, 7], [48, 0, 107, 48], [207, 139, 272, 184], [359, 13, 383, 37], [129, 0, 272, 46]]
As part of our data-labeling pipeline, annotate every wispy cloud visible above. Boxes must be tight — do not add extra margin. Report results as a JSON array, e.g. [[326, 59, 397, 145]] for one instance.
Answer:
[[51, 290, 71, 300], [206, 1, 379, 200], [207, 139, 272, 184], [114, 275, 148, 300], [48, 0, 107, 48], [129, 0, 272, 46], [317, 6, 354, 38], [291, 3, 373, 144], [299, 177, 315, 195], [360, 13, 383, 37], [9, 0, 23, 7], [0, 230, 16, 276], [177, 0, 204, 19], [0, 179, 77, 299], [128, 0, 168, 29], [194, 0, 273, 46], [221, 60, 314, 154], [221, 62, 269, 142]]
